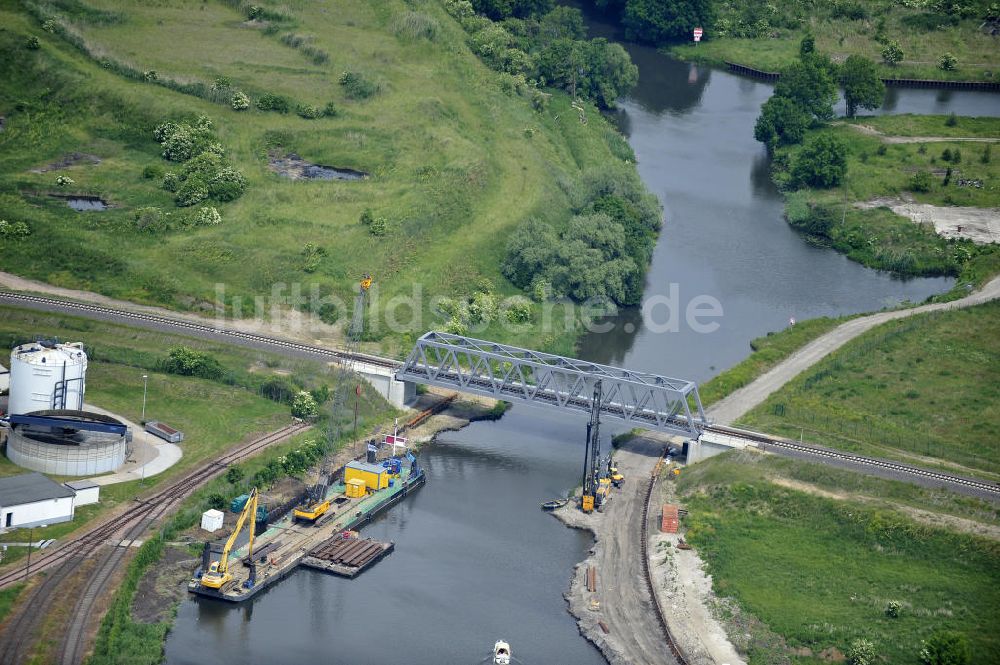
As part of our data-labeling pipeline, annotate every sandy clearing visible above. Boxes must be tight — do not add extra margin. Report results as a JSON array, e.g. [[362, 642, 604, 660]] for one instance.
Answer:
[[856, 197, 1000, 244]]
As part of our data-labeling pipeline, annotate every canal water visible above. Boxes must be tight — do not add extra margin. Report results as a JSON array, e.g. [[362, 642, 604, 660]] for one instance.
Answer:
[[164, 10, 998, 665]]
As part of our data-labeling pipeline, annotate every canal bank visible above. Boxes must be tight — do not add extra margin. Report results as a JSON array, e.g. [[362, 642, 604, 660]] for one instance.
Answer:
[[159, 11, 1000, 665]]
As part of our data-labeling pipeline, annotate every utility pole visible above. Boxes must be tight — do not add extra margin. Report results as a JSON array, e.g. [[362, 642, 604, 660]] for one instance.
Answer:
[[141, 374, 149, 423]]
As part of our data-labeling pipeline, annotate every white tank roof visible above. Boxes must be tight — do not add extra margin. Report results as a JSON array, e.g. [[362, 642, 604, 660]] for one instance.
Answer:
[[12, 341, 87, 366]]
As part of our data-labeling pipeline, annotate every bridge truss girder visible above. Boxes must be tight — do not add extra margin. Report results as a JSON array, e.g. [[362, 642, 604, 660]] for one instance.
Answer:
[[396, 332, 707, 438]]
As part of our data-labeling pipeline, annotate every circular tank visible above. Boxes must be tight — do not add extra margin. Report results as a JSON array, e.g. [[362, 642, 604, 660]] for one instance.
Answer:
[[6, 409, 128, 476], [8, 341, 88, 416]]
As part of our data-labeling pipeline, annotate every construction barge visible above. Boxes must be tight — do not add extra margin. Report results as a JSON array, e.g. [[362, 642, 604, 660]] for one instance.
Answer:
[[188, 454, 424, 603]]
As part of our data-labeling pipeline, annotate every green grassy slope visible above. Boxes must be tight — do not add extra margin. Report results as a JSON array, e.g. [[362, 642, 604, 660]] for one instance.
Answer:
[[676, 453, 1000, 665], [738, 301, 1000, 479], [0, 0, 633, 355]]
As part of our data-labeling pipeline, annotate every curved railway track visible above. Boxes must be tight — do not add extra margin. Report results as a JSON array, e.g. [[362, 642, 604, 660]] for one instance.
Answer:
[[0, 422, 309, 665], [640, 449, 689, 665]]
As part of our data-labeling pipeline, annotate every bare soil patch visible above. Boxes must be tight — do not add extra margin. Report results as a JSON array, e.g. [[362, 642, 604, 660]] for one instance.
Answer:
[[30, 152, 102, 173], [856, 197, 999, 244], [132, 545, 198, 624], [267, 151, 367, 180]]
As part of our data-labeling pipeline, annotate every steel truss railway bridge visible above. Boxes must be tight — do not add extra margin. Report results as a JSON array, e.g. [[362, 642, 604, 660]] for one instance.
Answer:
[[396, 331, 708, 439]]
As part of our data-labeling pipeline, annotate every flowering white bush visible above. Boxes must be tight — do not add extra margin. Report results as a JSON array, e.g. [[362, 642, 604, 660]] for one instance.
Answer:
[[55, 175, 74, 187], [231, 90, 250, 111], [194, 206, 222, 226], [143, 70, 157, 81], [290, 391, 318, 418], [0, 220, 31, 239]]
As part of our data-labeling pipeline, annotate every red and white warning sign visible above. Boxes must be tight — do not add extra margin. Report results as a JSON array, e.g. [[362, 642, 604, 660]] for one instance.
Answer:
[[693, 27, 704, 42]]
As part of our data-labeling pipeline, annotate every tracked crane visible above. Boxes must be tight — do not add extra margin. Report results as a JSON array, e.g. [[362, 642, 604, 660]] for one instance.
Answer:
[[293, 274, 372, 523], [201, 488, 259, 589], [580, 381, 603, 513]]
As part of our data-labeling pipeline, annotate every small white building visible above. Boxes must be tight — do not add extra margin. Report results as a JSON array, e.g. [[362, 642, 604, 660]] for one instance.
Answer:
[[201, 509, 224, 533], [0, 472, 76, 529], [63, 479, 100, 506]]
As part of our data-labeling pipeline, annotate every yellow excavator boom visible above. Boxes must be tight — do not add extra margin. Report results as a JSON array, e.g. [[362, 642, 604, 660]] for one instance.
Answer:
[[201, 488, 258, 589]]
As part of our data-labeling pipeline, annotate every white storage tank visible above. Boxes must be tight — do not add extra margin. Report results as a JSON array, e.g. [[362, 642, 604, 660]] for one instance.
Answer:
[[9, 341, 88, 416]]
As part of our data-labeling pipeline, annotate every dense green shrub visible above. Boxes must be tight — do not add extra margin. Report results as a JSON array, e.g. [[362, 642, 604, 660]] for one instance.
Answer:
[[881, 40, 903, 65], [290, 391, 319, 418], [256, 92, 290, 112], [231, 90, 250, 110], [296, 104, 323, 119], [909, 171, 934, 192], [259, 376, 298, 404], [939, 52, 957, 71], [339, 71, 379, 99], [754, 96, 809, 150], [25, 36, 40, 50], [622, 0, 715, 44], [791, 134, 848, 188], [160, 346, 224, 379], [847, 638, 877, 665], [919, 631, 970, 665], [0, 220, 31, 240]]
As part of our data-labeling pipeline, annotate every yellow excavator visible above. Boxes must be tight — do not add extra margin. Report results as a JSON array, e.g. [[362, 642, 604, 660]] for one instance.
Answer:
[[201, 487, 258, 589]]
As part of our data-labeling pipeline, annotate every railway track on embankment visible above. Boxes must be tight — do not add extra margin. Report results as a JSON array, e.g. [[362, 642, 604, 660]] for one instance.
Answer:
[[0, 291, 398, 369], [6, 290, 996, 498], [704, 424, 1000, 498], [0, 421, 310, 665]]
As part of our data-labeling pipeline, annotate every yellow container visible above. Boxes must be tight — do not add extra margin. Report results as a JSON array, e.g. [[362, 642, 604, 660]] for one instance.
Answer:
[[345, 461, 389, 491], [345, 478, 367, 498]]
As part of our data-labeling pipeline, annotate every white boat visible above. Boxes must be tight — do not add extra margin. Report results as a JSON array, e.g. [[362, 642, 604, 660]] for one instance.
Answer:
[[493, 640, 511, 665]]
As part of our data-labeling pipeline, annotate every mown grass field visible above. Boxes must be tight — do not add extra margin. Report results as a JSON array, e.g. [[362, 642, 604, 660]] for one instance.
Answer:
[[738, 301, 1000, 479], [699, 315, 848, 407], [672, 0, 999, 82], [676, 453, 1000, 665], [0, 0, 634, 357], [774, 116, 1000, 292]]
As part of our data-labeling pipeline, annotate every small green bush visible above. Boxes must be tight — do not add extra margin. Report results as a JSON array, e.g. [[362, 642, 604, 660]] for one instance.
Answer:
[[162, 172, 179, 192], [142, 164, 164, 180], [847, 638, 877, 665], [369, 216, 388, 236], [0, 220, 31, 240], [256, 92, 290, 112], [323, 102, 339, 117], [193, 206, 222, 226], [55, 175, 75, 187], [909, 171, 934, 192], [296, 104, 323, 119], [225, 466, 244, 484], [945, 112, 958, 127], [207, 493, 227, 511], [339, 71, 379, 99], [160, 346, 224, 379], [885, 600, 901, 618], [939, 52, 957, 71], [25, 36, 40, 50], [505, 299, 532, 324], [290, 391, 319, 418], [231, 90, 250, 111], [881, 40, 903, 66]]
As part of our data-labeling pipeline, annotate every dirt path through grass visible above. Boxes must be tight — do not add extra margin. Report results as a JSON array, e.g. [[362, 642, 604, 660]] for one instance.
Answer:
[[707, 275, 1000, 425], [845, 123, 1000, 143]]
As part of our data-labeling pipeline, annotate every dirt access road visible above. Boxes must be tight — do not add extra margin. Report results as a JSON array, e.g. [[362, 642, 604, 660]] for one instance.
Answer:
[[708, 275, 1000, 425], [555, 437, 680, 665]]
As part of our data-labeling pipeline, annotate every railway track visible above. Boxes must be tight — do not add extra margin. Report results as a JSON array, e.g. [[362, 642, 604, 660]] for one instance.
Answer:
[[0, 422, 309, 665], [0, 291, 398, 369], [640, 448, 689, 665], [0, 421, 310, 591], [705, 424, 1000, 497]]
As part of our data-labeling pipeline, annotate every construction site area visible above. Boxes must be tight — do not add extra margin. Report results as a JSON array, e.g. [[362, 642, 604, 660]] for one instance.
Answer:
[[190, 448, 424, 602]]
